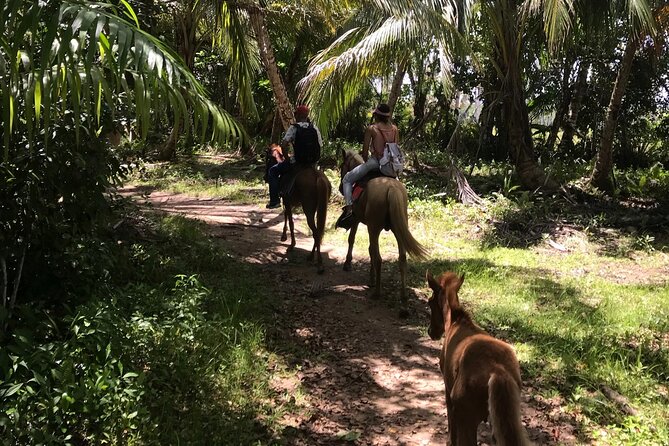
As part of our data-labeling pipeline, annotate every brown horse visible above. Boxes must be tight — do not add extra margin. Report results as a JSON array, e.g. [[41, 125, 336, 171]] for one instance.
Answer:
[[339, 150, 427, 305], [268, 145, 331, 273], [426, 271, 531, 446]]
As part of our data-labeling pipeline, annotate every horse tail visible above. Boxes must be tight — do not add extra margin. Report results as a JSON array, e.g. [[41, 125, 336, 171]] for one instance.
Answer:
[[488, 370, 530, 446], [388, 184, 427, 259], [316, 172, 331, 243]]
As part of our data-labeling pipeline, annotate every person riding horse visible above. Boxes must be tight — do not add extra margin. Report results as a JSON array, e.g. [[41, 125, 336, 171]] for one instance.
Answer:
[[337, 103, 399, 227], [266, 105, 323, 209]]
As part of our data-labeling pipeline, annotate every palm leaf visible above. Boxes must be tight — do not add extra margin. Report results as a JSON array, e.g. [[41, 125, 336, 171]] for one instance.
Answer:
[[1, 0, 246, 160]]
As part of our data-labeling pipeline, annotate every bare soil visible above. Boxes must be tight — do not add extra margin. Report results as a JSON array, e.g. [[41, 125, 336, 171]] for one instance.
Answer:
[[125, 187, 582, 445]]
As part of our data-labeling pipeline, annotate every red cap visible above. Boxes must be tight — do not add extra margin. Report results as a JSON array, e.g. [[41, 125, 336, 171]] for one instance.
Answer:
[[295, 105, 309, 117]]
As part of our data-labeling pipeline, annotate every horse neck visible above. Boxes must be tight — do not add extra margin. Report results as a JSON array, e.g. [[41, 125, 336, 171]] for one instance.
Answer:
[[444, 300, 475, 336], [347, 153, 363, 170]]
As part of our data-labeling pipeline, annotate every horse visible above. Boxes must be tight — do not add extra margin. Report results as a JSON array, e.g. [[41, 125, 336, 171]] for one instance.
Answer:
[[425, 271, 531, 446], [265, 144, 332, 273], [338, 149, 427, 306]]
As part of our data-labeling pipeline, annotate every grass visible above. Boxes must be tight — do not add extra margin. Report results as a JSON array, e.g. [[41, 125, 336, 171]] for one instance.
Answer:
[[125, 154, 668, 444]]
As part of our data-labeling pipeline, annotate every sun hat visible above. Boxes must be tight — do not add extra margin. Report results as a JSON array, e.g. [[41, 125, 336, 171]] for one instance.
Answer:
[[372, 103, 391, 117]]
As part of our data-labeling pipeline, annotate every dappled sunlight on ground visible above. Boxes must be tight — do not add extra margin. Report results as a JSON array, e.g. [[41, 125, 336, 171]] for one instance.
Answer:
[[122, 187, 604, 445]]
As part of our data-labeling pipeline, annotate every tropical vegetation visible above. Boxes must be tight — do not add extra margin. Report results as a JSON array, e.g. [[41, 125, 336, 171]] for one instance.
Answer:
[[1, 0, 668, 443]]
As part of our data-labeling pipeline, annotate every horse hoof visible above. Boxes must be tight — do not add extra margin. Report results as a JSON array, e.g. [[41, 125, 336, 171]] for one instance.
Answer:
[[343, 263, 352, 272], [281, 234, 287, 242]]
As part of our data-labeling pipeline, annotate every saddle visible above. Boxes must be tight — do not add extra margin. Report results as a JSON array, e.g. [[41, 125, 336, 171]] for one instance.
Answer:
[[279, 163, 316, 199], [351, 170, 386, 203], [337, 170, 392, 231]]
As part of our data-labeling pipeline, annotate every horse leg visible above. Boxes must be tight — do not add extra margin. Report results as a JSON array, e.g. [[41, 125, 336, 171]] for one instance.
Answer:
[[343, 222, 359, 272], [305, 208, 317, 262], [287, 205, 296, 250], [397, 240, 409, 317], [281, 206, 289, 242], [368, 226, 382, 299], [452, 411, 478, 446]]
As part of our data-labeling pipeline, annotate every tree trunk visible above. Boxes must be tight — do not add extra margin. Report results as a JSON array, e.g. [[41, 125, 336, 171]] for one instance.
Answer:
[[249, 7, 294, 130], [590, 36, 638, 193], [161, 5, 197, 161], [546, 56, 575, 152], [270, 108, 283, 143], [388, 61, 406, 113], [159, 121, 180, 160], [408, 63, 427, 129], [559, 60, 589, 155], [495, 1, 558, 191]]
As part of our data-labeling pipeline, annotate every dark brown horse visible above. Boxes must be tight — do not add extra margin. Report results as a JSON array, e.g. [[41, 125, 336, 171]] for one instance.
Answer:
[[426, 271, 531, 446], [267, 144, 332, 273], [339, 149, 427, 305]]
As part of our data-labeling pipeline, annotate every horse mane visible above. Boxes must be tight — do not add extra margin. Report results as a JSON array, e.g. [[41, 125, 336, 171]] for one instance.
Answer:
[[345, 150, 363, 164]]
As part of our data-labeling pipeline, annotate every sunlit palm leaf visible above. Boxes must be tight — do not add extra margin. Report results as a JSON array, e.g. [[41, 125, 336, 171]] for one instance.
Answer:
[[1, 0, 245, 160], [299, 0, 461, 134]]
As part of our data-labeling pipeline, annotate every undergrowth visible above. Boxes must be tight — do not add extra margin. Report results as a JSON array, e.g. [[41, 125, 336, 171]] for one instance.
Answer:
[[0, 213, 287, 445]]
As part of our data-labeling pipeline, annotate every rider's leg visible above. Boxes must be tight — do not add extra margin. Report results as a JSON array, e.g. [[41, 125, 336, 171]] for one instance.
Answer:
[[267, 161, 285, 206], [342, 157, 380, 207]]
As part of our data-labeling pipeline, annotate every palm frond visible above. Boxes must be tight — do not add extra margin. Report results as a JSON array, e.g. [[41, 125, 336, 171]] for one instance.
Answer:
[[299, 0, 461, 134], [1, 0, 246, 159]]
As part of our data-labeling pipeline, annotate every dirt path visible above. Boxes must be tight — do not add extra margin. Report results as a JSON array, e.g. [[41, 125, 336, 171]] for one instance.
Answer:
[[125, 187, 579, 445]]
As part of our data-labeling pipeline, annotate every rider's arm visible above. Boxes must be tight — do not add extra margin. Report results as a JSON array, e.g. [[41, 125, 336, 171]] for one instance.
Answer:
[[279, 125, 296, 156], [362, 125, 374, 162]]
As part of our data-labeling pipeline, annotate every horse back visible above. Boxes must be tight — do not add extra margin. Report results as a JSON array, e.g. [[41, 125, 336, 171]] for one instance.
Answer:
[[444, 326, 521, 398], [355, 177, 406, 218], [288, 166, 331, 206]]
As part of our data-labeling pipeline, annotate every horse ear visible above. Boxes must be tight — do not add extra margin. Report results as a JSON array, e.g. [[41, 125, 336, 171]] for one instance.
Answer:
[[426, 271, 440, 293], [340, 148, 346, 160], [456, 273, 465, 292]]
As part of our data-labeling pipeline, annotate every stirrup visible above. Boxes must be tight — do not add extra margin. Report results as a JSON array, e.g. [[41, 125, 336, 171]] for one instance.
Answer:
[[335, 208, 353, 230]]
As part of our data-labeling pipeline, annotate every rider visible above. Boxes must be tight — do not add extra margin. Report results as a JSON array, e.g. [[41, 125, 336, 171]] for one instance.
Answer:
[[337, 103, 399, 224], [266, 105, 323, 209]]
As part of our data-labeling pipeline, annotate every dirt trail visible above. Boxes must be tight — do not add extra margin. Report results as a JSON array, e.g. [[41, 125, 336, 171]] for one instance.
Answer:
[[125, 187, 579, 445]]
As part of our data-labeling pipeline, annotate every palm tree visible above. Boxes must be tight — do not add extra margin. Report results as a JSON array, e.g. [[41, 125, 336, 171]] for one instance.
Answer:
[[247, 3, 295, 130], [590, 2, 660, 193], [300, 1, 457, 132], [160, 0, 259, 158], [300, 0, 656, 192]]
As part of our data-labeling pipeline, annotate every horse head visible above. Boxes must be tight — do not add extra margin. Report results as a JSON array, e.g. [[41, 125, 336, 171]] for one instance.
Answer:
[[426, 271, 465, 340], [338, 149, 363, 194]]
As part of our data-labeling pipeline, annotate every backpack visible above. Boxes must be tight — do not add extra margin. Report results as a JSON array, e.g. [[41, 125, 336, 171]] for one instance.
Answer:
[[293, 123, 321, 164], [377, 127, 404, 177]]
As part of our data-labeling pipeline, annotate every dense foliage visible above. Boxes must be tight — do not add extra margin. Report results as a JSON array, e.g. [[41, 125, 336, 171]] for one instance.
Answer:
[[1, 0, 668, 443]]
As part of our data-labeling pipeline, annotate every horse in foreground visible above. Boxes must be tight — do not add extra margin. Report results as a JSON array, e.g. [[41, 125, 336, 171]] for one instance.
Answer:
[[339, 149, 427, 306], [426, 271, 531, 446], [266, 144, 332, 273]]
